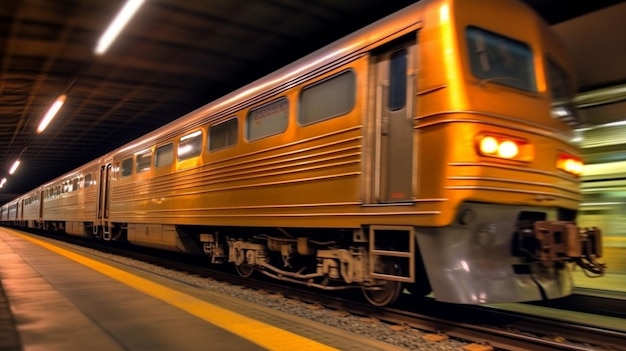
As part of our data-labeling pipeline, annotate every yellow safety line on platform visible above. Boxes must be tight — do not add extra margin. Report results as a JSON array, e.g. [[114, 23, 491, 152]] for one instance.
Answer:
[[15, 232, 338, 351]]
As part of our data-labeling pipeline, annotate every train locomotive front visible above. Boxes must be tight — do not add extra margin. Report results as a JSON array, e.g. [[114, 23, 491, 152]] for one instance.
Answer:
[[398, 0, 606, 303]]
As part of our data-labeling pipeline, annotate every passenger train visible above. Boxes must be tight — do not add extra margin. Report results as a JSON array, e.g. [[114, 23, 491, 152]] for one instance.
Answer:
[[1, 0, 605, 306]]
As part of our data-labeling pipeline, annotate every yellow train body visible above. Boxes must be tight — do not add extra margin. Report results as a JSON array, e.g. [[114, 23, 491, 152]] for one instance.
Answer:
[[109, 0, 579, 228]]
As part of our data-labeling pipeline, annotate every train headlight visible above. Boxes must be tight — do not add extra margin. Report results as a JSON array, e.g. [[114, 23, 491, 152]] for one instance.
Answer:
[[497, 140, 519, 159], [477, 134, 527, 161], [557, 153, 584, 176], [479, 136, 499, 154]]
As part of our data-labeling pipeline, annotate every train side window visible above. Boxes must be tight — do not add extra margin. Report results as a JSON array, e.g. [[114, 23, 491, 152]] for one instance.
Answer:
[[299, 70, 355, 125], [389, 49, 407, 111], [84, 173, 93, 187], [209, 118, 238, 151], [155, 143, 174, 167], [136, 149, 152, 173], [72, 178, 79, 191], [178, 130, 203, 161], [121, 157, 133, 177], [246, 97, 288, 141]]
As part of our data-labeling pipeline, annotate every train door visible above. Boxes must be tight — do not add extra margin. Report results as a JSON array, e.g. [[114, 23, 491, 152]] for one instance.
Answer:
[[373, 39, 416, 203], [18, 199, 23, 224], [39, 190, 44, 228], [39, 191, 44, 219], [97, 163, 112, 239]]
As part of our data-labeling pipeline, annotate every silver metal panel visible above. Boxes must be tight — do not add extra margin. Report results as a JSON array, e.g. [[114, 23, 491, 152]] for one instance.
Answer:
[[416, 202, 573, 303]]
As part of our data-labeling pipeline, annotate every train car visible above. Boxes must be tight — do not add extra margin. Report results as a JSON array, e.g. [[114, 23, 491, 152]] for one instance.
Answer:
[[39, 160, 102, 236], [1, 0, 604, 306], [19, 189, 41, 228], [1, 201, 16, 224], [4, 200, 19, 226]]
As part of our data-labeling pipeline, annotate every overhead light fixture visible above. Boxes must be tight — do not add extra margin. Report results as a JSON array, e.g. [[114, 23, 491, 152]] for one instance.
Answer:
[[9, 160, 20, 175], [95, 0, 146, 55], [37, 95, 67, 133], [0, 178, 6, 188]]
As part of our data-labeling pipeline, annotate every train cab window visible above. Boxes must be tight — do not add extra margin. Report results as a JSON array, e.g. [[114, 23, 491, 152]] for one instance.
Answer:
[[121, 157, 133, 177], [84, 173, 93, 187], [389, 49, 407, 111], [136, 149, 152, 173], [466, 26, 536, 92], [155, 143, 174, 167], [209, 118, 238, 151], [299, 70, 355, 125], [547, 60, 568, 101], [178, 130, 203, 161], [547, 59, 578, 125], [247, 97, 288, 141]]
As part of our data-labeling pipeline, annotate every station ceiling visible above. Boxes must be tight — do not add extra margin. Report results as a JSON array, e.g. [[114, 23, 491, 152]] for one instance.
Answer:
[[1, 0, 625, 204]]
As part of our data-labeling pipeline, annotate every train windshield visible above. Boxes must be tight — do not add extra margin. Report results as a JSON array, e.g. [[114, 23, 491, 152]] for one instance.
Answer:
[[466, 26, 536, 92], [547, 59, 580, 126]]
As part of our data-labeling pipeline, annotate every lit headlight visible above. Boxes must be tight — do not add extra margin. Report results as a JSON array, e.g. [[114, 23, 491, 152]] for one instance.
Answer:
[[477, 134, 528, 161], [497, 140, 519, 159], [557, 153, 584, 176]]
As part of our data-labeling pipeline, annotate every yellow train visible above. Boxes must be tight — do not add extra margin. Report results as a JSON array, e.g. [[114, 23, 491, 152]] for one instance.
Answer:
[[1, 0, 604, 305]]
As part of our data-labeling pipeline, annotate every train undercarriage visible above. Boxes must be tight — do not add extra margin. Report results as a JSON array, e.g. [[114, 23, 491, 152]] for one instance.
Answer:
[[18, 207, 604, 306], [197, 225, 430, 306]]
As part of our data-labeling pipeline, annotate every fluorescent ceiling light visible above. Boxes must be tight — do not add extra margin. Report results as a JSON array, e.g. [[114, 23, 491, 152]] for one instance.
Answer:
[[9, 160, 21, 175], [37, 95, 67, 133], [95, 0, 146, 55], [0, 178, 6, 188]]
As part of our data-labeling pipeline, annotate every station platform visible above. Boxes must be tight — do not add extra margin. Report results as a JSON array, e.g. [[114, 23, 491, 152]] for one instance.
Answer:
[[0, 228, 406, 351]]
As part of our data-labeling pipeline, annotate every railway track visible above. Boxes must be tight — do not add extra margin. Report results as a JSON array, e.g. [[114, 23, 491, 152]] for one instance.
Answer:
[[24, 230, 626, 351], [527, 288, 626, 320]]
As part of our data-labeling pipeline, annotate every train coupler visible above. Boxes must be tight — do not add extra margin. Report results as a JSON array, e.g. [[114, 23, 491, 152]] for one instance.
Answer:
[[515, 221, 605, 277]]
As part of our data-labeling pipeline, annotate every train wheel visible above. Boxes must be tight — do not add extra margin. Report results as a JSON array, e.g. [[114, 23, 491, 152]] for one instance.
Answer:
[[362, 258, 402, 306], [235, 264, 254, 278]]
